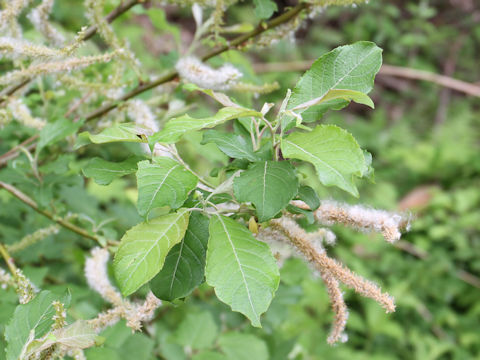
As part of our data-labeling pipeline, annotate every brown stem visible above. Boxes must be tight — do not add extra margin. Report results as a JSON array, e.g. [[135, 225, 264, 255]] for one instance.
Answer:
[[0, 181, 108, 245], [252, 61, 480, 98], [0, 0, 142, 103]]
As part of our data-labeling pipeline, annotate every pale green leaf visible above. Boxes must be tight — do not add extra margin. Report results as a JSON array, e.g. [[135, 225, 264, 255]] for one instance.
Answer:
[[113, 209, 190, 296], [292, 89, 374, 111], [5, 291, 69, 360], [24, 321, 97, 357], [253, 0, 277, 19], [205, 215, 279, 327], [150, 212, 209, 301], [218, 333, 269, 360], [150, 107, 262, 144], [233, 161, 298, 222], [281, 125, 366, 197], [173, 312, 218, 350], [82, 156, 141, 185], [37, 118, 84, 153], [136, 158, 198, 216], [77, 123, 149, 147], [286, 41, 382, 125]]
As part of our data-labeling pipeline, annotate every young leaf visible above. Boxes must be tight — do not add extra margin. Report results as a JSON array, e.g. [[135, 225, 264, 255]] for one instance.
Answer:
[[5, 291, 70, 360], [150, 212, 209, 301], [77, 123, 150, 147], [281, 125, 367, 197], [37, 118, 84, 153], [253, 0, 277, 19], [218, 333, 269, 360], [233, 161, 299, 222], [201, 130, 262, 162], [205, 215, 280, 327], [82, 156, 141, 185], [136, 158, 198, 216], [113, 209, 190, 296], [286, 41, 382, 124], [292, 89, 374, 112], [150, 107, 262, 144]]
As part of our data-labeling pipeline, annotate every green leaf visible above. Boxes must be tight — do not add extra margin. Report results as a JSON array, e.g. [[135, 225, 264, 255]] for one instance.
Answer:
[[150, 212, 209, 301], [201, 130, 262, 162], [205, 215, 279, 327], [82, 156, 141, 185], [253, 0, 277, 19], [292, 89, 374, 112], [297, 185, 320, 210], [113, 209, 190, 296], [173, 312, 218, 350], [150, 107, 262, 144], [37, 118, 84, 153], [192, 352, 228, 360], [281, 125, 367, 197], [218, 333, 269, 360], [287, 41, 382, 119], [233, 161, 298, 222], [4, 291, 69, 360], [136, 158, 198, 216], [76, 123, 149, 147]]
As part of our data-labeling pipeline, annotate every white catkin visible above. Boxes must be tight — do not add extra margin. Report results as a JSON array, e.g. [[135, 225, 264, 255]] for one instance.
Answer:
[[0, 36, 64, 60], [7, 98, 46, 130], [314, 200, 410, 243], [84, 247, 123, 306], [0, 50, 121, 85], [0, 0, 31, 36], [28, 0, 66, 47], [175, 56, 242, 91]]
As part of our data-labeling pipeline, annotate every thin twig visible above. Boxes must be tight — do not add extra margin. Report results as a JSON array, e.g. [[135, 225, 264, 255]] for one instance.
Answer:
[[0, 181, 112, 245], [252, 61, 480, 97], [83, 3, 309, 122], [0, 3, 309, 168]]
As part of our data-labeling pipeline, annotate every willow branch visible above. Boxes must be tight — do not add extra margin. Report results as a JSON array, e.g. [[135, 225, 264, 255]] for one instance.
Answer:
[[0, 0, 142, 104], [252, 60, 480, 97], [0, 2, 309, 168], [0, 181, 109, 245], [83, 2, 309, 121]]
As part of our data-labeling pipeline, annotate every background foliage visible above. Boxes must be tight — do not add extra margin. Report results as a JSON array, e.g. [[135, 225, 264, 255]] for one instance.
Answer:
[[1, 0, 479, 359]]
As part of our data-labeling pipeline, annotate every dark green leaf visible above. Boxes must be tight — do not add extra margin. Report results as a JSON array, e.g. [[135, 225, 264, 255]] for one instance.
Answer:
[[233, 161, 298, 222], [150, 212, 209, 301]]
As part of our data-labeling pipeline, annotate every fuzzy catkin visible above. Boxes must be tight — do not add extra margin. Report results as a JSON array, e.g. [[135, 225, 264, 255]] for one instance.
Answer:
[[292, 200, 410, 243], [271, 216, 396, 312], [28, 0, 66, 46], [84, 247, 123, 306], [176, 56, 242, 91], [0, 51, 121, 86]]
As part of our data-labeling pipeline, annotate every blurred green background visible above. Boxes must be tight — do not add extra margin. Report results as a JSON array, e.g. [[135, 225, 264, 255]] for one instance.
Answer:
[[1, 0, 479, 359]]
